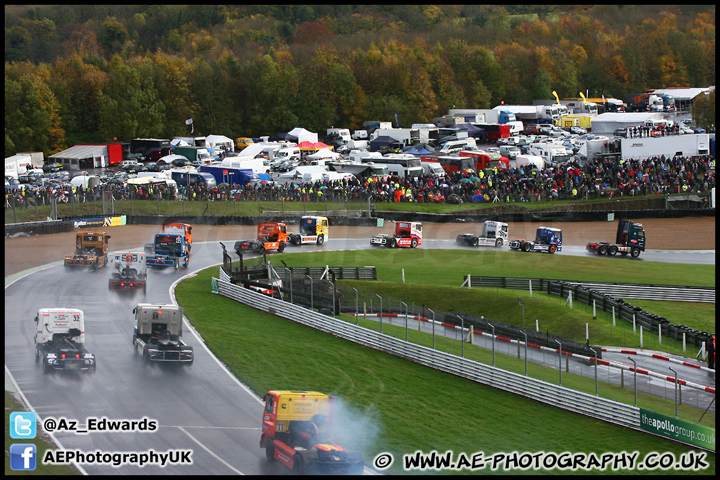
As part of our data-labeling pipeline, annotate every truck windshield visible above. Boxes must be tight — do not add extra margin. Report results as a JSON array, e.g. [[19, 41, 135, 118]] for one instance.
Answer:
[[155, 235, 182, 251]]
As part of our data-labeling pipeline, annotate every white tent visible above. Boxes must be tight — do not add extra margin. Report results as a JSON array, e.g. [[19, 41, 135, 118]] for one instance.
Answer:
[[288, 127, 318, 144], [48, 145, 109, 170], [170, 138, 192, 147], [590, 112, 661, 135], [205, 134, 235, 153], [307, 148, 340, 160]]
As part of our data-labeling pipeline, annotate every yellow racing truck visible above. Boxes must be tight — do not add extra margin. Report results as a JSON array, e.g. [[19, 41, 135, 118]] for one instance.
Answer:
[[288, 216, 329, 245], [64, 231, 110, 270], [260, 390, 364, 474]]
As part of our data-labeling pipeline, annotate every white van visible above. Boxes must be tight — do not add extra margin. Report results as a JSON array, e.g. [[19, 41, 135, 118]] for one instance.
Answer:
[[119, 159, 140, 168], [439, 138, 477, 154], [274, 147, 301, 161]]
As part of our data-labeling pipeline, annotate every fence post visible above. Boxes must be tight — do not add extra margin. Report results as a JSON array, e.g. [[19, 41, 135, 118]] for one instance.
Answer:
[[428, 309, 435, 350], [555, 340, 562, 386], [658, 324, 662, 345], [682, 332, 686, 354], [612, 306, 615, 327], [640, 326, 643, 348], [488, 322, 495, 367], [633, 314, 636, 335]]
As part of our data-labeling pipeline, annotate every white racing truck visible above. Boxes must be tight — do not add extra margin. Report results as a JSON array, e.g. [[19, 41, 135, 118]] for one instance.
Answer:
[[456, 221, 508, 247], [34, 308, 96, 374], [132, 304, 194, 364], [109, 251, 147, 293]]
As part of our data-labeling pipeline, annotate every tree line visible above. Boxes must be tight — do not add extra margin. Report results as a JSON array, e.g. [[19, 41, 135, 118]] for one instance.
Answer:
[[4, 5, 716, 158]]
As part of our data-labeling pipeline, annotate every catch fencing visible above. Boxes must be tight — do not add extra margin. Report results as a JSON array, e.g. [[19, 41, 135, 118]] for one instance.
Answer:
[[465, 276, 714, 348], [214, 269, 644, 432]]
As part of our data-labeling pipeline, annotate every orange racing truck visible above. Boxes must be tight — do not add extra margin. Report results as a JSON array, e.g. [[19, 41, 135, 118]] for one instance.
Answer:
[[162, 223, 192, 251], [235, 222, 288, 254], [64, 231, 110, 269], [260, 391, 364, 475]]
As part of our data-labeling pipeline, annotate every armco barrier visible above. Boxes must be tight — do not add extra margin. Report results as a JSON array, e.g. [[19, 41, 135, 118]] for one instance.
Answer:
[[466, 276, 714, 348], [5, 220, 74, 237], [214, 270, 644, 433]]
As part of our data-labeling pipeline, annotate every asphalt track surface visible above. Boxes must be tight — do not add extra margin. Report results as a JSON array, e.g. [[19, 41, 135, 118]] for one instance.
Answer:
[[4, 237, 715, 474]]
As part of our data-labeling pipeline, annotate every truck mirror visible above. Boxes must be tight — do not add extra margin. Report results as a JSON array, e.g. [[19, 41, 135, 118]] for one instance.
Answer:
[[132, 307, 137, 314], [34, 315, 38, 324]]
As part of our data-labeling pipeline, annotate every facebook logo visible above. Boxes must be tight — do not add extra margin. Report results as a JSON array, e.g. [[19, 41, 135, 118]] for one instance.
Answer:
[[10, 411, 36, 439], [10, 444, 37, 471]]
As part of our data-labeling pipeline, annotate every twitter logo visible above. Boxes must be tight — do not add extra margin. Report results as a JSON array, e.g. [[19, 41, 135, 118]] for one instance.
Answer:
[[10, 412, 37, 439]]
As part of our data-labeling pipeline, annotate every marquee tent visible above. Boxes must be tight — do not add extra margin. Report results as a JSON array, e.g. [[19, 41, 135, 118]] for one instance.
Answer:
[[589, 112, 661, 135], [48, 144, 109, 170]]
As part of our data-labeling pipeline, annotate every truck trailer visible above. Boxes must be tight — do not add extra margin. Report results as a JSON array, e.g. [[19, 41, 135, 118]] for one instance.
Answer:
[[132, 304, 193, 363], [35, 308, 96, 374], [260, 390, 364, 475], [586, 220, 646, 258]]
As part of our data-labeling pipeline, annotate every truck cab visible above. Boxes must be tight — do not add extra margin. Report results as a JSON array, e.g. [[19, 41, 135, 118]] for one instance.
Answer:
[[510, 227, 562, 254], [34, 308, 95, 374], [371, 221, 422, 248], [236, 222, 289, 253], [162, 223, 192, 251], [260, 390, 364, 475], [147, 233, 190, 268], [109, 252, 147, 292], [132, 304, 193, 363], [289, 216, 329, 245], [64, 231, 110, 269], [456, 221, 509, 247]]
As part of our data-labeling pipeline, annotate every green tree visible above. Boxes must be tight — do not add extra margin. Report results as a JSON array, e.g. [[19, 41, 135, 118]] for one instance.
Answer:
[[5, 73, 65, 156]]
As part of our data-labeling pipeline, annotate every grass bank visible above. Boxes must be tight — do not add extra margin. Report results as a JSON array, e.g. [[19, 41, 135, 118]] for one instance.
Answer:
[[174, 252, 715, 474]]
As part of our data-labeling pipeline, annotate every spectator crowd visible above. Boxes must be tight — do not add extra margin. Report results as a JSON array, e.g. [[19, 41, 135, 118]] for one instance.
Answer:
[[6, 154, 715, 210]]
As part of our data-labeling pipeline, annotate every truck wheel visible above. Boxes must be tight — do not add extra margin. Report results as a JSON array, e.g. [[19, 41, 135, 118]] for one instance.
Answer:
[[265, 441, 275, 462], [35, 348, 40, 364], [292, 454, 305, 475], [278, 242, 285, 253], [92, 259, 99, 271], [599, 245, 608, 255], [471, 237, 479, 247], [548, 245, 556, 254], [389, 238, 397, 248], [183, 258, 188, 268], [42, 356, 50, 375], [631, 247, 641, 258], [411, 238, 418, 248], [522, 242, 531, 252], [608, 245, 618, 256], [495, 238, 503, 247], [317, 235, 324, 245], [174, 259, 179, 270]]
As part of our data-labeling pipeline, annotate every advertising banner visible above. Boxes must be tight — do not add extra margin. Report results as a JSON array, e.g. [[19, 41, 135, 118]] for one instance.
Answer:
[[640, 409, 715, 451]]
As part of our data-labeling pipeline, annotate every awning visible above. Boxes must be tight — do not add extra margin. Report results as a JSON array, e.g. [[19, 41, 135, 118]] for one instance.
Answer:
[[49, 144, 107, 160]]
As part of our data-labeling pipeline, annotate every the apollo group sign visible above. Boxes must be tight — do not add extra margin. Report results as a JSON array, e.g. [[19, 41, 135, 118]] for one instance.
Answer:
[[640, 409, 715, 451]]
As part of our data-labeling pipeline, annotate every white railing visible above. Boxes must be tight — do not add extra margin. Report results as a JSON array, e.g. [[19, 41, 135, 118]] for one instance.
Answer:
[[214, 271, 642, 432]]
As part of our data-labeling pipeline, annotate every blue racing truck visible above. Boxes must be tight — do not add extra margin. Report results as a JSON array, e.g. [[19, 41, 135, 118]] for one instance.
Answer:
[[147, 233, 190, 269], [509, 227, 563, 254]]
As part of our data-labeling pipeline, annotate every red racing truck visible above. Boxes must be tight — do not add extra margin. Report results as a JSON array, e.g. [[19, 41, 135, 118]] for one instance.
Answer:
[[370, 221, 422, 248]]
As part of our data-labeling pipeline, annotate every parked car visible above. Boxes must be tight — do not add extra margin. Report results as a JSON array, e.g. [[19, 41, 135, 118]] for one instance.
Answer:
[[613, 128, 628, 138], [678, 125, 694, 135], [565, 126, 587, 135]]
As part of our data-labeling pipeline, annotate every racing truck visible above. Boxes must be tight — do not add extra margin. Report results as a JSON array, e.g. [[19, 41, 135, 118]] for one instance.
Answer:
[[147, 233, 190, 269], [161, 223, 192, 251], [370, 221, 422, 248], [456, 221, 508, 247], [235, 222, 288, 254], [260, 390, 364, 475], [288, 216, 329, 245], [64, 231, 110, 269], [509, 226, 562, 254], [586, 220, 646, 258], [34, 308, 96, 374], [132, 304, 194, 363], [109, 251, 147, 293]]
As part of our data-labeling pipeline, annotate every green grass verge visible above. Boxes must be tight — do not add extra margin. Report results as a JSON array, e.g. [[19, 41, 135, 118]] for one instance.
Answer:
[[5, 391, 80, 476], [175, 266, 715, 475]]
